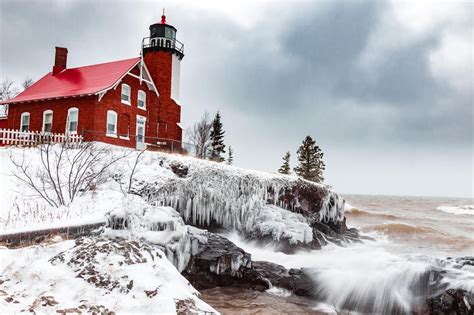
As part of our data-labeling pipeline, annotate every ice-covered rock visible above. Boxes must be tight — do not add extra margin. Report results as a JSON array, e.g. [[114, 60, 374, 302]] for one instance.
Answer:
[[103, 196, 203, 272], [182, 232, 315, 297], [126, 153, 352, 249]]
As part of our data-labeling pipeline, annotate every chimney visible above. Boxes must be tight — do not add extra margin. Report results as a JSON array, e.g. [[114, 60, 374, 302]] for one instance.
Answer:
[[52, 47, 68, 75]]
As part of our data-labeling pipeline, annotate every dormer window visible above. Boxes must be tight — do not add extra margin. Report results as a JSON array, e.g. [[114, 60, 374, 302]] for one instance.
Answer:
[[121, 84, 131, 105], [137, 90, 146, 109]]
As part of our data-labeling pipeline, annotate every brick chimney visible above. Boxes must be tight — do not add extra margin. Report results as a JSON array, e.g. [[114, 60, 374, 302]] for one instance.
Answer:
[[52, 47, 68, 75]]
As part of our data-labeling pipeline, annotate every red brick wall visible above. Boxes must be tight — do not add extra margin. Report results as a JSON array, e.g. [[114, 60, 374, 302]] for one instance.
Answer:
[[91, 66, 156, 148], [6, 96, 96, 135], [144, 51, 182, 142]]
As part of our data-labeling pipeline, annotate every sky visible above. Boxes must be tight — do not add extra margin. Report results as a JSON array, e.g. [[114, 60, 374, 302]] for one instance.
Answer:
[[1, 0, 472, 198]]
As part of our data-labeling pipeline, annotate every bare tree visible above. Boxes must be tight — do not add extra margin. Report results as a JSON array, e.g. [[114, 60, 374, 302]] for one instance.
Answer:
[[9, 142, 130, 207], [186, 111, 212, 159], [0, 78, 19, 102], [22, 77, 34, 90], [115, 149, 146, 195]]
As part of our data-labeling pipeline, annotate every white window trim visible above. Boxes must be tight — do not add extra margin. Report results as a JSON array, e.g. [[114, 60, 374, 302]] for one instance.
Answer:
[[66, 107, 79, 134], [106, 110, 118, 137], [136, 115, 147, 148], [42, 110, 53, 133], [121, 83, 131, 105], [20, 112, 30, 132], [137, 90, 146, 110]]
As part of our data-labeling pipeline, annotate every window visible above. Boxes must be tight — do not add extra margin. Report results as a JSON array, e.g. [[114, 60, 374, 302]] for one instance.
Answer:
[[119, 114, 130, 139], [136, 115, 146, 150], [137, 90, 146, 109], [66, 107, 79, 134], [106, 110, 118, 136], [121, 84, 131, 105], [42, 110, 53, 133], [20, 112, 30, 132]]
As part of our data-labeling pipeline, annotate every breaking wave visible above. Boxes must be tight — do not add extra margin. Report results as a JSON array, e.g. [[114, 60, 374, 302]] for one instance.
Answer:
[[363, 222, 439, 236], [345, 207, 400, 220], [436, 205, 474, 215], [224, 232, 474, 314]]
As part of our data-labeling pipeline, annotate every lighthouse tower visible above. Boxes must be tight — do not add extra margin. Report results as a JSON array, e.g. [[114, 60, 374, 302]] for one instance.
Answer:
[[142, 12, 184, 141]]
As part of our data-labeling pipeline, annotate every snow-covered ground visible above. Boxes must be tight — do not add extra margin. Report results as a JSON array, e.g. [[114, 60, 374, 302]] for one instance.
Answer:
[[0, 145, 343, 242], [0, 238, 216, 314], [0, 144, 345, 314]]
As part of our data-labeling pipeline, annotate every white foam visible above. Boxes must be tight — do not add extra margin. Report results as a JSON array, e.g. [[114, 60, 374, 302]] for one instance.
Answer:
[[437, 205, 474, 215]]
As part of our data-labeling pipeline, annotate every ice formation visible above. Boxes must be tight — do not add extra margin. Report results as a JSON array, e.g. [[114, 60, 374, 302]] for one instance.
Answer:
[[103, 195, 203, 272], [1, 146, 347, 248], [131, 153, 347, 245]]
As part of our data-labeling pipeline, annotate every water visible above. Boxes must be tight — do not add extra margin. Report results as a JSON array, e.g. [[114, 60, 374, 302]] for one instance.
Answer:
[[201, 195, 474, 314]]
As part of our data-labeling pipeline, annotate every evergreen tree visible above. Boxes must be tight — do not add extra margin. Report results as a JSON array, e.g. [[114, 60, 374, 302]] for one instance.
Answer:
[[278, 151, 291, 174], [209, 111, 226, 162], [294, 136, 325, 183], [227, 146, 234, 165]]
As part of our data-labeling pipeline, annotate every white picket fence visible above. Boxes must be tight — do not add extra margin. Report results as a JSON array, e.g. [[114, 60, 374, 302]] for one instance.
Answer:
[[0, 129, 83, 147]]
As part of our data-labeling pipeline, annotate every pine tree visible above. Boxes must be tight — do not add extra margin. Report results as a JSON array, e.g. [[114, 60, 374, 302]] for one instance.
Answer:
[[209, 111, 226, 162], [227, 146, 234, 165], [278, 151, 291, 174], [294, 136, 325, 183]]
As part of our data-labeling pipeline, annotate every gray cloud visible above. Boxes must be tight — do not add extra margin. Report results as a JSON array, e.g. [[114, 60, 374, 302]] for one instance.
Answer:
[[1, 0, 472, 197]]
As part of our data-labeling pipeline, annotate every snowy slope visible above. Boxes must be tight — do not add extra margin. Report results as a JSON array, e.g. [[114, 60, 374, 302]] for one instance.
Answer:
[[0, 239, 216, 314], [1, 145, 346, 247]]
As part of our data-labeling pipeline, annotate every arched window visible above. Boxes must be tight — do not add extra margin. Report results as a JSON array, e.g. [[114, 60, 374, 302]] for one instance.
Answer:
[[137, 90, 146, 109], [42, 110, 53, 133], [121, 83, 131, 105], [20, 112, 30, 132], [106, 110, 118, 136], [66, 107, 79, 134]]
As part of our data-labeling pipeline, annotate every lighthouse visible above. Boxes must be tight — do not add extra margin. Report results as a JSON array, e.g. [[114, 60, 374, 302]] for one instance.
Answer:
[[142, 12, 184, 101], [142, 12, 184, 141]]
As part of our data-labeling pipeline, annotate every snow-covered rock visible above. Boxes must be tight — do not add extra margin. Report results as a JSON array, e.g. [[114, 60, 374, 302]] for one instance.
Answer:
[[1, 145, 352, 250], [127, 152, 350, 248], [103, 195, 203, 272], [0, 239, 217, 314]]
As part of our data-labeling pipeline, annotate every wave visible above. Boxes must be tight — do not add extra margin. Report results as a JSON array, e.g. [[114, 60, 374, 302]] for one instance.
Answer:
[[345, 207, 400, 220], [436, 205, 474, 215], [224, 232, 474, 314], [364, 222, 438, 236]]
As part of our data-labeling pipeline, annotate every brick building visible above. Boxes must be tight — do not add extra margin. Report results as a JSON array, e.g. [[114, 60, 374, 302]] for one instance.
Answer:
[[0, 14, 184, 149]]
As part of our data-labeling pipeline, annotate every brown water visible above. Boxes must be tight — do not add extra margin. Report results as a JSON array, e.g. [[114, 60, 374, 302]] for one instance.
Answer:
[[344, 194, 474, 256], [200, 287, 324, 315], [201, 195, 474, 314]]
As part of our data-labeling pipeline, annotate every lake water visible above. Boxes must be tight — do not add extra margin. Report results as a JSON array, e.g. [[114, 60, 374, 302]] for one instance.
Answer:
[[201, 194, 474, 314]]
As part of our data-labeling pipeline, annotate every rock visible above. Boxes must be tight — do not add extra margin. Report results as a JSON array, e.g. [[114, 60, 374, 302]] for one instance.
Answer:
[[136, 156, 359, 251], [426, 289, 474, 315], [182, 232, 315, 297], [170, 162, 189, 177], [182, 232, 253, 289]]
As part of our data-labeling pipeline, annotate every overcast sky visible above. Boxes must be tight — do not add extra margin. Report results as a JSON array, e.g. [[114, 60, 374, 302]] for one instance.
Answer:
[[1, 0, 472, 198]]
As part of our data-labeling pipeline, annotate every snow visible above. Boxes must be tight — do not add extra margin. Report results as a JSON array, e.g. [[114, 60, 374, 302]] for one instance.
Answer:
[[1, 145, 345, 243], [0, 240, 217, 314]]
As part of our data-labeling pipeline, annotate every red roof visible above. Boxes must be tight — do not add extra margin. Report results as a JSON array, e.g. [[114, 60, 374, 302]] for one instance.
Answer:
[[2, 57, 141, 105]]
